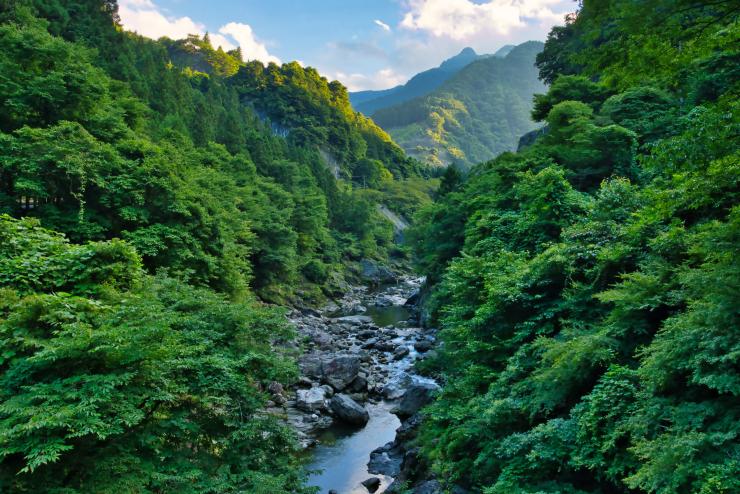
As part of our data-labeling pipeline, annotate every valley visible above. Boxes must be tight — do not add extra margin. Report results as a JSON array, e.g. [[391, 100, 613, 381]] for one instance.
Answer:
[[0, 1, 738, 494]]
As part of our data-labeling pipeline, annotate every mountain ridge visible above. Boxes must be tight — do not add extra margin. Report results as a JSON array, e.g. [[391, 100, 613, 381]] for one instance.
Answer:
[[372, 40, 546, 167], [350, 46, 486, 115]]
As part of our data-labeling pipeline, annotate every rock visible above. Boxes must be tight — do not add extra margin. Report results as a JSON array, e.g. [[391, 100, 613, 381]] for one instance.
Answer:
[[395, 381, 440, 418], [299, 354, 323, 378], [404, 287, 421, 306], [392, 346, 410, 360], [322, 354, 361, 390], [396, 413, 424, 441], [361, 477, 381, 493], [268, 381, 284, 395], [335, 315, 373, 325], [360, 259, 397, 284], [368, 441, 403, 476], [330, 394, 369, 425], [311, 330, 333, 348], [329, 490, 338, 494], [349, 375, 368, 392], [357, 329, 376, 340], [362, 337, 378, 349], [415, 480, 443, 494], [295, 387, 326, 412], [296, 376, 314, 388], [414, 339, 433, 353]]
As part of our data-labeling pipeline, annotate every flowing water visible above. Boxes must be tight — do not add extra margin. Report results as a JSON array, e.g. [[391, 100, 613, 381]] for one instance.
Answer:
[[305, 293, 421, 494], [306, 402, 400, 493]]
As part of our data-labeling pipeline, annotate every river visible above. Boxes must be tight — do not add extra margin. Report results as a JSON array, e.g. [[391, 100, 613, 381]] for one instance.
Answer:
[[287, 277, 434, 494]]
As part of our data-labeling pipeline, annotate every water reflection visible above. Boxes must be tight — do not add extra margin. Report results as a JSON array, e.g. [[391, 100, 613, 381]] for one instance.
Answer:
[[306, 402, 401, 493]]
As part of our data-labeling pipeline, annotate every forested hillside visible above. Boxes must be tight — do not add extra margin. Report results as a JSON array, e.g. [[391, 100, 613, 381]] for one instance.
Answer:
[[409, 1, 739, 492], [373, 41, 546, 168], [0, 0, 434, 491], [350, 47, 484, 116]]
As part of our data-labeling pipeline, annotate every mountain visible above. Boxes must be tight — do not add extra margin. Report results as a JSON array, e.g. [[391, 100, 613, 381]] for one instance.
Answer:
[[349, 47, 485, 115], [372, 41, 546, 168]]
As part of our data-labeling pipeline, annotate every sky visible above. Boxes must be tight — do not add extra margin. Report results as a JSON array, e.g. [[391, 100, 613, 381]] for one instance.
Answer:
[[118, 0, 577, 91]]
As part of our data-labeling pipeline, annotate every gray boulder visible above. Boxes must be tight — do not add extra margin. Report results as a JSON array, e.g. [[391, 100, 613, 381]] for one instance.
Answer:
[[368, 441, 403, 476], [295, 387, 327, 412], [330, 394, 369, 425], [395, 381, 440, 417], [360, 259, 397, 284], [322, 354, 361, 390], [335, 315, 373, 325]]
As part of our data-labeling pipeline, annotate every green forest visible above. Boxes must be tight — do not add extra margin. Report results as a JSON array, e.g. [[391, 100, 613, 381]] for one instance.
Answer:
[[371, 41, 547, 168], [0, 0, 738, 493], [408, 0, 739, 492], [0, 0, 433, 491]]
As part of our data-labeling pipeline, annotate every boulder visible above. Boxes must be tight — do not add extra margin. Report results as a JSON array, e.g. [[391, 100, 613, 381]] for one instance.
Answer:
[[361, 477, 381, 493], [360, 259, 397, 284], [322, 354, 361, 390], [335, 315, 373, 325], [330, 394, 369, 425], [413, 339, 433, 353], [392, 346, 410, 360], [295, 387, 327, 412], [368, 441, 403, 476], [395, 381, 440, 417]]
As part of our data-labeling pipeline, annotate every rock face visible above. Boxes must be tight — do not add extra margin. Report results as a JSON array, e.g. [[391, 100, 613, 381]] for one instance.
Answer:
[[330, 394, 370, 425], [395, 381, 440, 417]]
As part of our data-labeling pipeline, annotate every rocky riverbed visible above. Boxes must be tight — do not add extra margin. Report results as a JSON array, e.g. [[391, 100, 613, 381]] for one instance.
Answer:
[[266, 275, 443, 493]]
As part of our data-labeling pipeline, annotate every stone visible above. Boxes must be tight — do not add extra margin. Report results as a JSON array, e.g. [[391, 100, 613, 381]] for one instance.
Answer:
[[349, 375, 368, 392], [360, 259, 397, 284], [321, 354, 361, 390], [361, 477, 381, 493], [335, 315, 373, 325], [330, 394, 369, 425], [368, 441, 403, 476], [414, 339, 433, 353], [392, 346, 410, 360], [404, 287, 421, 306], [267, 381, 284, 395], [395, 381, 440, 418], [295, 387, 327, 412], [298, 354, 323, 378]]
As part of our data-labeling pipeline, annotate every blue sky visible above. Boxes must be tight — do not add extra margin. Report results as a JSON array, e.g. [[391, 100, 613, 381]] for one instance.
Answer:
[[119, 0, 576, 91]]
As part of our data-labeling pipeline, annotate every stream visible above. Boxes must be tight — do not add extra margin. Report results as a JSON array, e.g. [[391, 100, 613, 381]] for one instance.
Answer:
[[281, 276, 437, 494]]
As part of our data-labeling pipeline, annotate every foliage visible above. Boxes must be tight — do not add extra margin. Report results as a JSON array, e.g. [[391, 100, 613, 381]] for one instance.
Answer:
[[410, 1, 740, 492], [0, 216, 310, 493]]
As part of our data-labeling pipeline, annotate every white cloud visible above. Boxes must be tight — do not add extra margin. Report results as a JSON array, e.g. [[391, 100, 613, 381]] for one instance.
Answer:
[[400, 0, 568, 40], [374, 19, 391, 32], [332, 67, 407, 92], [218, 22, 281, 64], [118, 0, 280, 65], [118, 0, 204, 40]]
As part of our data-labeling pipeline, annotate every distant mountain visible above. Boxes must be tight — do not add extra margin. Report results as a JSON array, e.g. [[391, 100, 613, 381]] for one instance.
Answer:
[[492, 44, 516, 57], [350, 47, 485, 115], [371, 41, 547, 168]]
